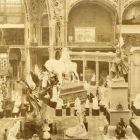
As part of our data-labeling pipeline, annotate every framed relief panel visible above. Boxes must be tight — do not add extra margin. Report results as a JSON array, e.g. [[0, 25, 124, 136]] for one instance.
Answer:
[[75, 27, 95, 43]]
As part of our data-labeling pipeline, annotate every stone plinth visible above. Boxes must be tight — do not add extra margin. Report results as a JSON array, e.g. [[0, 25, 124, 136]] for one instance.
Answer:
[[106, 79, 132, 137], [107, 109, 130, 126], [130, 47, 140, 100], [109, 79, 128, 110]]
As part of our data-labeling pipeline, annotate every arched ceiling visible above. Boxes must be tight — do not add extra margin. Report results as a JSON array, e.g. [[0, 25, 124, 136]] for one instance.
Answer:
[[67, 0, 118, 17], [123, 0, 140, 10], [23, 0, 140, 23]]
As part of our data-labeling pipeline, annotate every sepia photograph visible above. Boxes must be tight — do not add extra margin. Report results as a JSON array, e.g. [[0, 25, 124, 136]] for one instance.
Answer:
[[0, 0, 140, 139]]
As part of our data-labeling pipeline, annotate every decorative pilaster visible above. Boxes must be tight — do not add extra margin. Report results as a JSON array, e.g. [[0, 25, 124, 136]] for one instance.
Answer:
[[45, 0, 64, 47], [24, 0, 46, 46]]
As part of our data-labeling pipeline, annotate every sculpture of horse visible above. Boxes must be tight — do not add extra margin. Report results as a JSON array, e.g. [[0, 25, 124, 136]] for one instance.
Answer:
[[44, 48, 79, 84]]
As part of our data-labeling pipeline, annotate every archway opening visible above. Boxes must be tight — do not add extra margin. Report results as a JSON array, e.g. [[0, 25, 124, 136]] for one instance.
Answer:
[[122, 2, 140, 46], [67, 2, 114, 46]]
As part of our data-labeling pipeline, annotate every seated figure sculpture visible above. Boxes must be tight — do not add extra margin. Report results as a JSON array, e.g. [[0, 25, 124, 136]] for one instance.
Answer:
[[65, 111, 87, 138], [115, 118, 127, 139]]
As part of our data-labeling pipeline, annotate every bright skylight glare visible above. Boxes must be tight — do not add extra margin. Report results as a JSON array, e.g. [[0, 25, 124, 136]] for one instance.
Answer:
[[0, 0, 21, 3]]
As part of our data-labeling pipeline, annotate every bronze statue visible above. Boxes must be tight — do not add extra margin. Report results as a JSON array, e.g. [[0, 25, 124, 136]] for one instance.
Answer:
[[111, 37, 129, 82], [115, 118, 127, 139]]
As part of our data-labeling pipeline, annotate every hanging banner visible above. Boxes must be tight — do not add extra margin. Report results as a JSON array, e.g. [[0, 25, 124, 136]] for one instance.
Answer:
[[75, 27, 95, 42]]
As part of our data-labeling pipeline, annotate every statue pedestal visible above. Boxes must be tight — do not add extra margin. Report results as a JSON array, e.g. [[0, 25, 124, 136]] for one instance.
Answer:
[[109, 78, 128, 110], [107, 79, 131, 137], [106, 109, 130, 126]]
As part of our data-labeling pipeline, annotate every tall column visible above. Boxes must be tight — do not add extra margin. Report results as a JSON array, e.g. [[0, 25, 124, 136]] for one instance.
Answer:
[[118, 0, 123, 47], [83, 58, 86, 81], [37, 22, 42, 46], [64, 0, 68, 47], [49, 19, 56, 59], [49, 19, 56, 46], [96, 61, 99, 86], [113, 13, 117, 45], [24, 10, 33, 74], [109, 62, 112, 79]]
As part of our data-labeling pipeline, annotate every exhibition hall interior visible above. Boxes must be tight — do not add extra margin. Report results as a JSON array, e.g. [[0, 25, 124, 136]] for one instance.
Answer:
[[0, 0, 140, 139]]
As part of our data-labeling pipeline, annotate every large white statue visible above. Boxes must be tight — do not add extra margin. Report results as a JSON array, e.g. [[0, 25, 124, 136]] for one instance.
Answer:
[[133, 94, 140, 109], [65, 110, 87, 138], [44, 48, 79, 84]]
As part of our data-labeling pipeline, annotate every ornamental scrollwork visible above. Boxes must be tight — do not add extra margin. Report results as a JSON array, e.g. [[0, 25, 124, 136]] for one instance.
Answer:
[[28, 0, 46, 23], [48, 0, 64, 21]]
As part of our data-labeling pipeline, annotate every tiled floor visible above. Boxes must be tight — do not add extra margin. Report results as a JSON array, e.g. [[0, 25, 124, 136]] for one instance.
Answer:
[[0, 114, 138, 140], [0, 115, 107, 140]]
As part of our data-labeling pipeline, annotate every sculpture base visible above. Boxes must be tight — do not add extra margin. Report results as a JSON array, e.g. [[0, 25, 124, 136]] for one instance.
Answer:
[[106, 109, 130, 126], [85, 108, 89, 116], [130, 118, 140, 139], [66, 108, 71, 116], [92, 109, 100, 116], [55, 109, 62, 116]]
